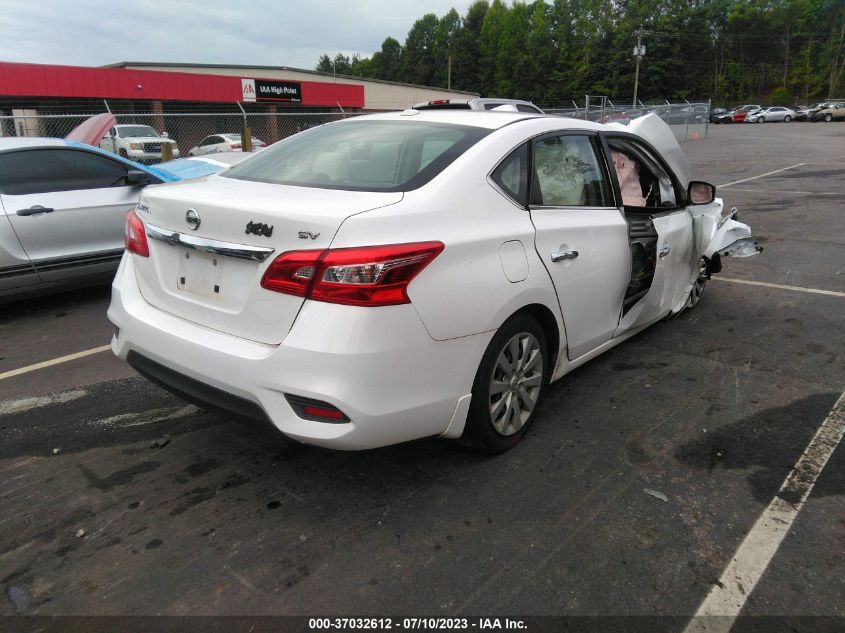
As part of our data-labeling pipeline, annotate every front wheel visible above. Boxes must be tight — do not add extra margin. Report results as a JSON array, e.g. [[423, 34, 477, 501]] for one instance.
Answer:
[[460, 315, 548, 454], [783, 115, 792, 122], [688, 258, 708, 309]]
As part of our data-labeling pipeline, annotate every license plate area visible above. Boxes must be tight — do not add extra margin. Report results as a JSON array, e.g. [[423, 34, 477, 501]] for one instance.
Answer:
[[177, 248, 224, 298]]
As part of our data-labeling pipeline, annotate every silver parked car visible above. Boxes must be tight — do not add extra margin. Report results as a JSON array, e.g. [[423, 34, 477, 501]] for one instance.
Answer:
[[412, 97, 544, 114], [745, 106, 796, 123], [0, 139, 238, 301]]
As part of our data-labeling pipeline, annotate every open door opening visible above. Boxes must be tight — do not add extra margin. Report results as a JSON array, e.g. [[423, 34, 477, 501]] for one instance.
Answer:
[[608, 139, 680, 316]]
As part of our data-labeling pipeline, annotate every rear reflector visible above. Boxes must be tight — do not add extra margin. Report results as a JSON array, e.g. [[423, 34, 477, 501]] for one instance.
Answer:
[[125, 209, 149, 257], [285, 394, 349, 423], [261, 242, 444, 307]]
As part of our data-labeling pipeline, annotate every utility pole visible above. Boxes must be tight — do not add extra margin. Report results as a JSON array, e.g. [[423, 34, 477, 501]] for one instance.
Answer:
[[447, 55, 452, 90], [633, 29, 646, 108]]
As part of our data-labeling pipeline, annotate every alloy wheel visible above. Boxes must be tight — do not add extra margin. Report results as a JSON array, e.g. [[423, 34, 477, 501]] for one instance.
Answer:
[[489, 333, 544, 436], [688, 258, 708, 308]]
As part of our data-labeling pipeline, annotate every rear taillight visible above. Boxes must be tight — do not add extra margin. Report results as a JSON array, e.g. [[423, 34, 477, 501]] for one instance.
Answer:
[[261, 242, 444, 307], [125, 209, 149, 257], [231, 143, 242, 149]]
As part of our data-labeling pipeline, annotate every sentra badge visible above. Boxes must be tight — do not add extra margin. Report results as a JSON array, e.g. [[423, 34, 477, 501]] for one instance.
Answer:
[[245, 221, 274, 237]]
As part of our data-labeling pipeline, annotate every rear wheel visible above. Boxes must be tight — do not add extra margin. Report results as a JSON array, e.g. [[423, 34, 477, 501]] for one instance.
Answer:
[[119, 148, 128, 158], [825, 113, 833, 122], [460, 315, 548, 454], [757, 117, 765, 123], [783, 115, 792, 122]]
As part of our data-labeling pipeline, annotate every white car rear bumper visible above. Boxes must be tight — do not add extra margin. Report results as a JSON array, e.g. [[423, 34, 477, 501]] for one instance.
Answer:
[[107, 255, 487, 450]]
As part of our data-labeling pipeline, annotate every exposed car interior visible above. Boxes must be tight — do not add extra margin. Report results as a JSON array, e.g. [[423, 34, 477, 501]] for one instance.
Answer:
[[607, 138, 678, 313]]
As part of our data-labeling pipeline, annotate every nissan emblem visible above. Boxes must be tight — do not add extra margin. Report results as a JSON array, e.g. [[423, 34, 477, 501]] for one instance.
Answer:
[[185, 208, 201, 231]]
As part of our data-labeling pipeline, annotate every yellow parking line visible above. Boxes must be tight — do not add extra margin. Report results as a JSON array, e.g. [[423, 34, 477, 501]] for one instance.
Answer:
[[0, 345, 111, 381]]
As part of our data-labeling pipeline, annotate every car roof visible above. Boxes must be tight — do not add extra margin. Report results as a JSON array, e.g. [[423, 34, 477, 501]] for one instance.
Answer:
[[346, 109, 609, 132], [0, 137, 180, 182]]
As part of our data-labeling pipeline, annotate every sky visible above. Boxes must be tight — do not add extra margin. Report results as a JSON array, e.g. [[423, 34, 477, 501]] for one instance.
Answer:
[[0, 0, 475, 70]]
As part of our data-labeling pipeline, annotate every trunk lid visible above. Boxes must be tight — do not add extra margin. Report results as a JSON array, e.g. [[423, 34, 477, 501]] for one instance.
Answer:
[[133, 176, 402, 344]]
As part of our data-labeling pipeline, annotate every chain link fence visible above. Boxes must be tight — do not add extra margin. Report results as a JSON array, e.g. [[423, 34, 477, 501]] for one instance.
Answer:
[[1, 98, 710, 165], [0, 110, 364, 163], [544, 97, 712, 141]]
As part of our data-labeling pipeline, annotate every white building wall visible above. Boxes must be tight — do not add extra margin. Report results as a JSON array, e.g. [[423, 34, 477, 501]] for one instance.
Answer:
[[116, 64, 477, 111]]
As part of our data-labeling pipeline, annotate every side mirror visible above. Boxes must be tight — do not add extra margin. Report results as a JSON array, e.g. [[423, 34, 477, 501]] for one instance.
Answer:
[[688, 181, 716, 205], [125, 169, 151, 186]]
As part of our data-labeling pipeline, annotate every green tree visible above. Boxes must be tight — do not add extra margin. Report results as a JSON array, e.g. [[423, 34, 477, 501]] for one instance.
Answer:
[[527, 1, 556, 104], [479, 0, 509, 95], [370, 37, 404, 82], [452, 1, 489, 93], [495, 2, 532, 97], [404, 14, 440, 86], [315, 0, 845, 107], [435, 8, 462, 88]]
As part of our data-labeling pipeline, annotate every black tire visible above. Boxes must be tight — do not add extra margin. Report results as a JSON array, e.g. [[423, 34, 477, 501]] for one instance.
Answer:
[[687, 258, 708, 310], [459, 314, 549, 454], [119, 149, 128, 158], [783, 115, 792, 122]]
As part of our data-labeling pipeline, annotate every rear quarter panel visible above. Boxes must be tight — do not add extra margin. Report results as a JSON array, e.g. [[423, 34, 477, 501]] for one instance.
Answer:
[[329, 120, 565, 344]]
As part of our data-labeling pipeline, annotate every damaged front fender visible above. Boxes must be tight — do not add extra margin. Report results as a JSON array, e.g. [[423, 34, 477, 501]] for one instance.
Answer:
[[703, 215, 763, 259], [669, 201, 762, 315]]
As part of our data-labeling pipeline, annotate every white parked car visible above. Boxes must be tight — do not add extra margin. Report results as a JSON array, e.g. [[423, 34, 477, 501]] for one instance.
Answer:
[[99, 124, 180, 163], [188, 133, 267, 156], [108, 111, 760, 453], [745, 106, 796, 123]]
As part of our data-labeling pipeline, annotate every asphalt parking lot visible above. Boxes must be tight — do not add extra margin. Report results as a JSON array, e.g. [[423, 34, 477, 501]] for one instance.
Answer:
[[1, 122, 843, 629]]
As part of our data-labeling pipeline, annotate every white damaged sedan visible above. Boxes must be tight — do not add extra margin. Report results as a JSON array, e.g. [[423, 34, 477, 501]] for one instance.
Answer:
[[108, 110, 760, 453]]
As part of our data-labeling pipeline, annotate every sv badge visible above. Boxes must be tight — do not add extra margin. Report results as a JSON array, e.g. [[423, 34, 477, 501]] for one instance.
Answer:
[[245, 221, 274, 237], [298, 231, 321, 240]]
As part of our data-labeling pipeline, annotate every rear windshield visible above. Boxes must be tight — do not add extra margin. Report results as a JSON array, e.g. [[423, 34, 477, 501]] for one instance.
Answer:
[[223, 120, 490, 192]]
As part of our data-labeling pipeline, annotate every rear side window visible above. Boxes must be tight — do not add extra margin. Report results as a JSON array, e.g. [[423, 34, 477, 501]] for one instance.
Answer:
[[225, 120, 490, 192], [530, 135, 611, 207], [0, 148, 132, 195], [491, 143, 528, 206]]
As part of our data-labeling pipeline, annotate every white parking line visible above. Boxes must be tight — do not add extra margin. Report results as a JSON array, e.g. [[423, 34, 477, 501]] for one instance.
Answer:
[[712, 277, 845, 298], [0, 344, 111, 381], [90, 405, 199, 428], [0, 389, 87, 416], [683, 392, 845, 633], [718, 163, 805, 188], [719, 187, 844, 196]]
